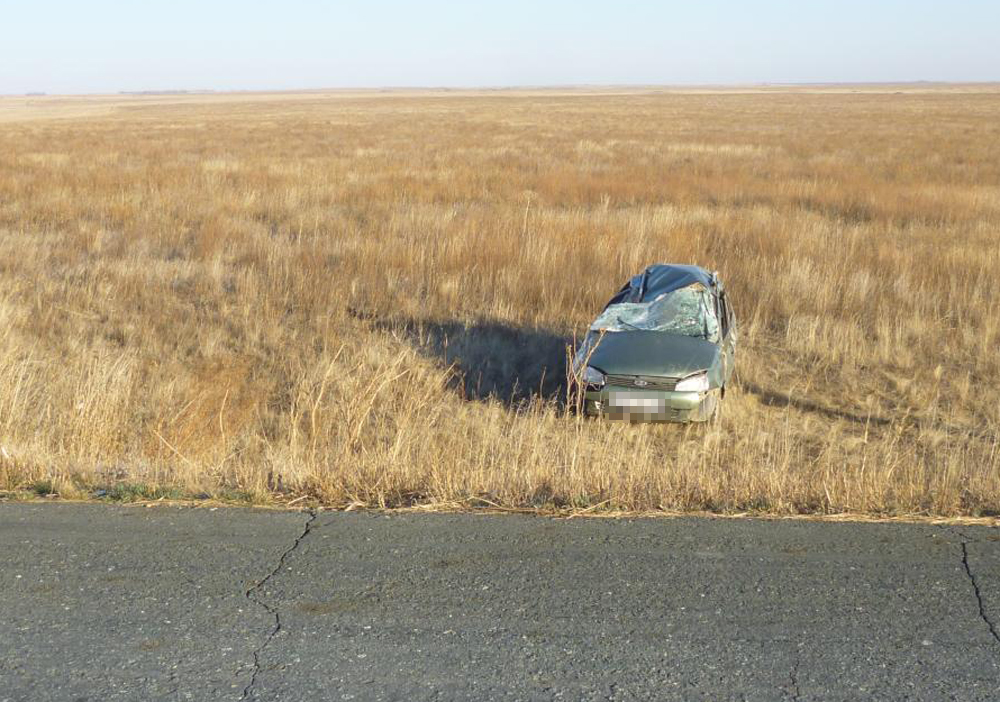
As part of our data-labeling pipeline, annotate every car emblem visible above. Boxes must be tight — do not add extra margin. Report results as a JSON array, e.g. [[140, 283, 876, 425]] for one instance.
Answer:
[[633, 379, 648, 387]]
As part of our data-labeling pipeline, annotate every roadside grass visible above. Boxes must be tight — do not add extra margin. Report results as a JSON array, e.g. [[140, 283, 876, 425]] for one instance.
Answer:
[[1, 87, 1000, 517], [100, 483, 187, 502], [1, 480, 267, 506]]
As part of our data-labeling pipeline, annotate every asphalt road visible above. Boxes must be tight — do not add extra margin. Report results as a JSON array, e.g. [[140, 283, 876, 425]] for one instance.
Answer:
[[0, 505, 998, 701]]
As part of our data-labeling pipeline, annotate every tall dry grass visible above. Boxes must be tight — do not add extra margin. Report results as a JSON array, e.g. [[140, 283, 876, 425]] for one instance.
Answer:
[[1, 87, 999, 515]]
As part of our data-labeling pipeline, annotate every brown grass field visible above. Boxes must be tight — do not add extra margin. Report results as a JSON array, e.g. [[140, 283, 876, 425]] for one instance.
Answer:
[[1, 86, 999, 516]]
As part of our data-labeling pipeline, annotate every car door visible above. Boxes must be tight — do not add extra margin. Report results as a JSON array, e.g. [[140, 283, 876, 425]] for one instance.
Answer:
[[719, 291, 736, 385]]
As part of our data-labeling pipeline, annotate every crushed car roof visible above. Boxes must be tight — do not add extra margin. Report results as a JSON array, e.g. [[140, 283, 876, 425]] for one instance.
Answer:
[[605, 264, 716, 307]]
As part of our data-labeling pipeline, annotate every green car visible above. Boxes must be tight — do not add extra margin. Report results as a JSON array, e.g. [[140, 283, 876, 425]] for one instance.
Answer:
[[573, 264, 736, 422]]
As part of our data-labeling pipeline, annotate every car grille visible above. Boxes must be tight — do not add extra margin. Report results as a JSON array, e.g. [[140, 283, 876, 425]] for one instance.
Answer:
[[604, 374, 678, 391]]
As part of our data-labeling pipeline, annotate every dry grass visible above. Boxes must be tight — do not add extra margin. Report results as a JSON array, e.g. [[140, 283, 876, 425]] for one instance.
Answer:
[[2, 87, 1000, 516]]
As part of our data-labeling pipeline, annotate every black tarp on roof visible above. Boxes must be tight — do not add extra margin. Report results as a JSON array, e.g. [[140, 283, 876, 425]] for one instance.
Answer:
[[604, 264, 714, 308]]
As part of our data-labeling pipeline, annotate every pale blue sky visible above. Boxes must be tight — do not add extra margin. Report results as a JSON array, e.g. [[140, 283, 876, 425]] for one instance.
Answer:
[[2, 0, 998, 94]]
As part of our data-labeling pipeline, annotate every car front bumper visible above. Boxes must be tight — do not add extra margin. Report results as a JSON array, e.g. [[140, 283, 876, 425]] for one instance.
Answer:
[[583, 386, 719, 423]]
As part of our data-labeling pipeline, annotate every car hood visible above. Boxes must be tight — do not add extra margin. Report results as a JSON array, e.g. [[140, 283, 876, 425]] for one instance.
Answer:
[[585, 331, 719, 378]]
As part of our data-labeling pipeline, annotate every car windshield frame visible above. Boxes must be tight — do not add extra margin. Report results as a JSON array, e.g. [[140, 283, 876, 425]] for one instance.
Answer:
[[589, 283, 720, 341]]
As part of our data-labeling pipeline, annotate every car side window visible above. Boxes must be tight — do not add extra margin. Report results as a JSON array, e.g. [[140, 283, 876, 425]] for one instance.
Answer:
[[719, 293, 729, 339], [725, 295, 736, 338]]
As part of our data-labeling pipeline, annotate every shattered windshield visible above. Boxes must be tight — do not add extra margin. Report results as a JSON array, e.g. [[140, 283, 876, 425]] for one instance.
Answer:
[[590, 284, 719, 340]]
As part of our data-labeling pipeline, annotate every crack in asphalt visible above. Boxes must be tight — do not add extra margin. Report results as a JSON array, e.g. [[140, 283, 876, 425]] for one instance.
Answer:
[[954, 530, 1000, 649], [787, 651, 802, 702], [240, 509, 318, 701]]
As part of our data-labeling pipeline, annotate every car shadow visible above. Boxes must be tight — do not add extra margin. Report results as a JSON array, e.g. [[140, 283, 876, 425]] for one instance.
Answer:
[[357, 311, 572, 407], [741, 381, 891, 427]]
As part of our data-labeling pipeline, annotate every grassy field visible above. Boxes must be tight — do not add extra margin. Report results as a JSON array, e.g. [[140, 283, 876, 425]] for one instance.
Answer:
[[1, 86, 999, 516]]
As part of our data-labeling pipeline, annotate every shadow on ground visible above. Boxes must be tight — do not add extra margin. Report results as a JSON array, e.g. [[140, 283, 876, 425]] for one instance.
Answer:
[[741, 380, 891, 427], [356, 311, 572, 407]]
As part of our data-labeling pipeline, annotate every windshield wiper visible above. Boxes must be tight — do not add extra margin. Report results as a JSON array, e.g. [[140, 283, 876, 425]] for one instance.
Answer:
[[617, 316, 642, 331]]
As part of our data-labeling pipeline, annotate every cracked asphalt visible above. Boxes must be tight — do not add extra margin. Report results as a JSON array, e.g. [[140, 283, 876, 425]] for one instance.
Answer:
[[1, 505, 998, 701]]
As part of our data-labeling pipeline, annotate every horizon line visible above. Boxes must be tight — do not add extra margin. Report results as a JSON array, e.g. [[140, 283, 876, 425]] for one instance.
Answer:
[[5, 80, 1000, 99]]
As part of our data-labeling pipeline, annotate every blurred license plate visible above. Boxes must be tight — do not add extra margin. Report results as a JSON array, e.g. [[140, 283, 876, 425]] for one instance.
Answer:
[[608, 392, 664, 411]]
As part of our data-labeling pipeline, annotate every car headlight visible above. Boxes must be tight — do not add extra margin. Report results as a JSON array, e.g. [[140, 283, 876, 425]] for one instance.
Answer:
[[675, 371, 710, 393], [582, 366, 606, 387]]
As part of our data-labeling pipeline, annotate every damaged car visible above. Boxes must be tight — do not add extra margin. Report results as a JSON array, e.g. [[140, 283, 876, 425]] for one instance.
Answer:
[[573, 263, 736, 422]]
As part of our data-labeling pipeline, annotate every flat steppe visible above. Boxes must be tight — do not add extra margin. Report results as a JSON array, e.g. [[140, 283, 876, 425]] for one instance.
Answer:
[[1, 86, 999, 516]]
